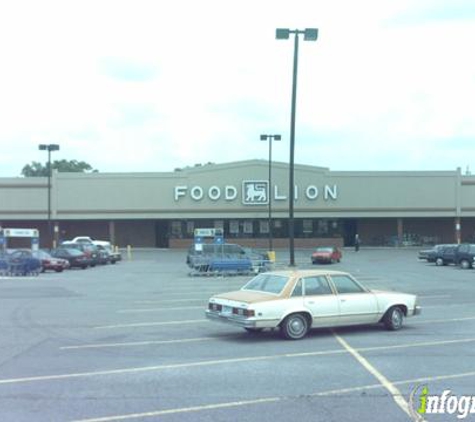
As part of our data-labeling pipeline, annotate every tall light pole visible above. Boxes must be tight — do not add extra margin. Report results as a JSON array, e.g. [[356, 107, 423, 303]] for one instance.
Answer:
[[38, 144, 60, 248], [276, 27, 318, 267], [260, 134, 281, 252]]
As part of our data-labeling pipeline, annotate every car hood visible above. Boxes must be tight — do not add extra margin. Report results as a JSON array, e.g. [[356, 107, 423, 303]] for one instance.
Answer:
[[212, 290, 280, 304]]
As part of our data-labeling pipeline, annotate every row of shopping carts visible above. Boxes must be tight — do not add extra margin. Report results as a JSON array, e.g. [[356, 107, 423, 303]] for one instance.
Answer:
[[0, 252, 42, 276]]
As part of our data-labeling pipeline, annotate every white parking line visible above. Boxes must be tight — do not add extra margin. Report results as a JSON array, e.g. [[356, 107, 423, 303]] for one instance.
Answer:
[[117, 306, 203, 313], [134, 299, 205, 304], [94, 319, 208, 329], [4, 336, 475, 385], [72, 398, 281, 422], [70, 369, 475, 422], [60, 337, 218, 350], [94, 314, 475, 330], [413, 316, 475, 324], [333, 333, 412, 418]]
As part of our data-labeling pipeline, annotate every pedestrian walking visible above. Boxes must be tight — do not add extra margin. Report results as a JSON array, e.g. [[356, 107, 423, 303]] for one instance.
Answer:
[[355, 234, 360, 252]]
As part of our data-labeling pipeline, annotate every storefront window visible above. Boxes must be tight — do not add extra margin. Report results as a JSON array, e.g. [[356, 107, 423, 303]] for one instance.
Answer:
[[229, 220, 239, 235], [244, 221, 253, 235], [171, 221, 183, 238], [260, 220, 269, 234]]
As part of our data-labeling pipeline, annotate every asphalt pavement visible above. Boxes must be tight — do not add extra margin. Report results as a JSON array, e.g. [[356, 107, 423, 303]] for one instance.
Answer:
[[1, 247, 474, 422]]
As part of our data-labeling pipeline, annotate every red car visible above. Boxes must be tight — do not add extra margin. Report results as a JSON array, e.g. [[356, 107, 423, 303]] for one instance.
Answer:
[[33, 250, 70, 272], [311, 246, 342, 264]]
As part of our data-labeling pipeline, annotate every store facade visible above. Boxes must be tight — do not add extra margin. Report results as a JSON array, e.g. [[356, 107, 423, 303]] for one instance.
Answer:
[[1, 160, 474, 248]]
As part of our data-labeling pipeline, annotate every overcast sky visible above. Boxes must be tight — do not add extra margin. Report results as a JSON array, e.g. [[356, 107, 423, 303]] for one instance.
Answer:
[[1, 0, 474, 177]]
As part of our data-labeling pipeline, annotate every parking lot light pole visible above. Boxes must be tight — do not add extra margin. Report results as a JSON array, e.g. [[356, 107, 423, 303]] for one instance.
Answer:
[[38, 144, 60, 248], [276, 28, 318, 267], [260, 134, 281, 252]]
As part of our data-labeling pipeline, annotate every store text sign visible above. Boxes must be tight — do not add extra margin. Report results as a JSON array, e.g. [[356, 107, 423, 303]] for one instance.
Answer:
[[174, 180, 337, 204]]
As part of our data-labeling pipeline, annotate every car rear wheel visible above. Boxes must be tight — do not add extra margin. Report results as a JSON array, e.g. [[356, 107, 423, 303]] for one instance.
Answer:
[[460, 259, 471, 269], [280, 313, 309, 340], [383, 306, 404, 330], [435, 257, 444, 266]]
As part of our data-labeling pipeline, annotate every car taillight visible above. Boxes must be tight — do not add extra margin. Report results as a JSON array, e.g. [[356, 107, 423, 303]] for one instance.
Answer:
[[233, 308, 255, 317], [208, 303, 222, 312]]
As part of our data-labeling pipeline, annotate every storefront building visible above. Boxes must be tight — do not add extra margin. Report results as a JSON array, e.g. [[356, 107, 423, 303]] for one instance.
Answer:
[[1, 160, 474, 248]]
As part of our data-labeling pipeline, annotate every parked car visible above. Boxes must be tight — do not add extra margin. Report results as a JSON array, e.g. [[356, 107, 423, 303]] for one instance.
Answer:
[[60, 242, 100, 266], [311, 246, 342, 264], [418, 244, 451, 261], [32, 250, 70, 272], [206, 270, 421, 340], [5, 250, 42, 276], [433, 245, 458, 266], [95, 242, 122, 264], [454, 243, 475, 269], [50, 248, 91, 269]]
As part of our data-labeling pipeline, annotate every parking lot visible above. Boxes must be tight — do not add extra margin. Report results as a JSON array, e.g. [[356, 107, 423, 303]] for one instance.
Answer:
[[1, 247, 474, 421]]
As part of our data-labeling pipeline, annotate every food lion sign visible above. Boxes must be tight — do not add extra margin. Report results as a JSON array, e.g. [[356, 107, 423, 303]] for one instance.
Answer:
[[174, 180, 338, 205]]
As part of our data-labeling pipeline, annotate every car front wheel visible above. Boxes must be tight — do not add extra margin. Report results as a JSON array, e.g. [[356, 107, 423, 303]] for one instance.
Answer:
[[435, 257, 444, 266], [383, 306, 404, 330], [280, 313, 309, 340]]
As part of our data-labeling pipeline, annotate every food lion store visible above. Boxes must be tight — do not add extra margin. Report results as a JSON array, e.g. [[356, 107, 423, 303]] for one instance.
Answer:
[[1, 159, 475, 249]]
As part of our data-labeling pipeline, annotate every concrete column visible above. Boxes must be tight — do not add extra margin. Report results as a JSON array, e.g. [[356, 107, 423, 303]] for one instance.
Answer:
[[397, 218, 404, 246], [455, 217, 461, 244], [109, 221, 116, 245]]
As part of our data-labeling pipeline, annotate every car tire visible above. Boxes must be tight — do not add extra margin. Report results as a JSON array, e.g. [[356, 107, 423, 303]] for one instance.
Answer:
[[280, 313, 309, 340], [55, 268, 63, 273], [383, 306, 404, 331], [435, 257, 444, 266], [460, 259, 471, 269]]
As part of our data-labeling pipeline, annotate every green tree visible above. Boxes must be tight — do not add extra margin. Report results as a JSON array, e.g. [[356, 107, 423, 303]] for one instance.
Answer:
[[21, 160, 98, 177]]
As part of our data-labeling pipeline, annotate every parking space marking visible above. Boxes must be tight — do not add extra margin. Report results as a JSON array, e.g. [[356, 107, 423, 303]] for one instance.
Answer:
[[333, 333, 412, 418], [94, 319, 208, 329], [94, 314, 475, 330], [72, 398, 281, 422], [0, 349, 350, 385], [117, 306, 203, 313], [421, 303, 475, 309], [134, 299, 205, 304], [71, 369, 475, 422], [413, 316, 475, 324], [60, 337, 218, 350], [5, 336, 475, 385]]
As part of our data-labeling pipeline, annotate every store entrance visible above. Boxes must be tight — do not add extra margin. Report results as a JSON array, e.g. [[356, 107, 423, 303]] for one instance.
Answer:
[[155, 221, 169, 248], [343, 219, 358, 246]]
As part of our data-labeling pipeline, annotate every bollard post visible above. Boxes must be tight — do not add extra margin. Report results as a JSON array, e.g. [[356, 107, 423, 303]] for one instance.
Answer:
[[127, 245, 132, 260]]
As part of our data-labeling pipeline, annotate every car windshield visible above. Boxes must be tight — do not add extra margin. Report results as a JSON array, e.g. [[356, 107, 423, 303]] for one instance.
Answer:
[[315, 247, 333, 253], [241, 273, 288, 295], [59, 248, 83, 256], [33, 250, 52, 259]]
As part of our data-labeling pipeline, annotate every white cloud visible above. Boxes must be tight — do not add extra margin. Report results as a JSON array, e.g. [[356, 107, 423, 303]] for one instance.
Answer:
[[0, 0, 474, 176]]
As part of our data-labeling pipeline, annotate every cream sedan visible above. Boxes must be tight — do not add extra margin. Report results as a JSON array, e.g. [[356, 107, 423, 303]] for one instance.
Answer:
[[206, 270, 421, 340]]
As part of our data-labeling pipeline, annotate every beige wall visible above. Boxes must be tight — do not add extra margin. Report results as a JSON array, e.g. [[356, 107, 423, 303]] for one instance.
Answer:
[[0, 160, 471, 221]]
